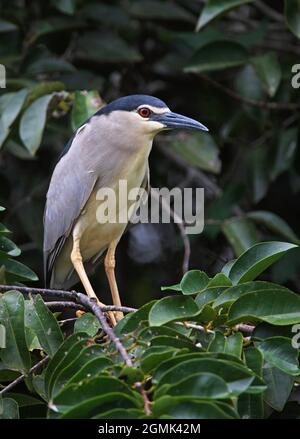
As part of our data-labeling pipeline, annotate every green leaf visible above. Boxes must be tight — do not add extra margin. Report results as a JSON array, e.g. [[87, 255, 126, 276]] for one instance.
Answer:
[[227, 241, 298, 285], [44, 332, 89, 398], [153, 397, 238, 419], [270, 128, 298, 181], [161, 283, 181, 292], [0, 291, 31, 373], [94, 408, 144, 419], [0, 236, 21, 257], [130, 0, 194, 22], [153, 352, 245, 383], [149, 296, 199, 326], [120, 300, 156, 333], [52, 376, 141, 413], [0, 19, 17, 32], [207, 273, 232, 288], [19, 94, 53, 155], [74, 313, 100, 337], [196, 0, 254, 31], [51, 0, 76, 15], [251, 52, 281, 97], [222, 218, 259, 256], [184, 41, 248, 73], [213, 281, 289, 309], [227, 289, 300, 325], [208, 332, 243, 358], [65, 356, 113, 387], [71, 90, 103, 130], [257, 337, 300, 375], [0, 89, 28, 130], [208, 331, 226, 352], [166, 372, 230, 399], [51, 345, 108, 397], [59, 393, 140, 419], [0, 397, 19, 419], [77, 32, 142, 64], [0, 256, 38, 281], [285, 0, 300, 38], [171, 132, 221, 174], [180, 270, 210, 295], [25, 295, 63, 357], [155, 357, 257, 398], [141, 346, 179, 373], [247, 211, 300, 244], [263, 365, 294, 411], [225, 332, 243, 358], [244, 347, 263, 377]]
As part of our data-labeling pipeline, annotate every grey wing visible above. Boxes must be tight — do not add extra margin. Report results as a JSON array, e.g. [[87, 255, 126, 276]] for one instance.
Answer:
[[43, 135, 98, 286]]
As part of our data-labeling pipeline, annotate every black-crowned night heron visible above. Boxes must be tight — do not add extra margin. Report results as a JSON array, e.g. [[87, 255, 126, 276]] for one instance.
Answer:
[[43, 95, 208, 323]]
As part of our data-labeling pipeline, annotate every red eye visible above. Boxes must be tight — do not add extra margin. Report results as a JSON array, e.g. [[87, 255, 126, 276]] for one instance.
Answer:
[[138, 107, 151, 118]]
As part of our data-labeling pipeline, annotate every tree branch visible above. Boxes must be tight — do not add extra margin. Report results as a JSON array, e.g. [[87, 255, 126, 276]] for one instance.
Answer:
[[0, 285, 136, 314], [199, 74, 300, 111], [0, 356, 49, 395], [0, 284, 135, 367], [76, 293, 133, 367], [150, 188, 191, 274]]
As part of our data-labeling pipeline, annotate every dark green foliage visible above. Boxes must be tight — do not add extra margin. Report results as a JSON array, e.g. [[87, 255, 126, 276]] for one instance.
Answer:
[[0, 240, 299, 419]]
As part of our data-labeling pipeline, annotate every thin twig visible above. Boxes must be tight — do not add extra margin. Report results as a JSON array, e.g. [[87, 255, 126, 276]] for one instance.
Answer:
[[0, 285, 136, 314], [235, 323, 255, 335], [255, 1, 283, 22], [0, 356, 49, 395], [177, 321, 215, 335], [134, 382, 152, 416], [76, 293, 133, 367], [45, 301, 85, 311], [199, 74, 300, 111], [59, 317, 78, 325], [0, 284, 78, 300], [151, 188, 191, 274]]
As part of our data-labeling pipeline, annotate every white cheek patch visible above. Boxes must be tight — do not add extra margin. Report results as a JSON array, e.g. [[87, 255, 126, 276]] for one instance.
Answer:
[[137, 105, 170, 115]]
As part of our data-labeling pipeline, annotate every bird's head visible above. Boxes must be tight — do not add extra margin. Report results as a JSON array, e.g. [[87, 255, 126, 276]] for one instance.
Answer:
[[97, 95, 208, 139]]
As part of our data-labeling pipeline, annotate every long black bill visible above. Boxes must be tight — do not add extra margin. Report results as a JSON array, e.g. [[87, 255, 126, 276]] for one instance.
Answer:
[[155, 111, 209, 132]]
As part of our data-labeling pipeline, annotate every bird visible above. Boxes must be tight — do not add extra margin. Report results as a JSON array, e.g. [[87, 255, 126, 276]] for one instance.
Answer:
[[43, 94, 208, 323]]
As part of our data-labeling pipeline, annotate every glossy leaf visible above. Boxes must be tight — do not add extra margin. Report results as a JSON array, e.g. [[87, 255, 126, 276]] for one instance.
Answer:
[[171, 132, 221, 174], [74, 312, 100, 337], [0, 89, 28, 131], [196, 0, 254, 31], [149, 296, 199, 326], [185, 41, 248, 73], [19, 94, 53, 155], [263, 365, 294, 411], [0, 397, 19, 419], [251, 52, 281, 97], [227, 241, 298, 285], [285, 0, 300, 38], [0, 291, 31, 373], [130, 0, 193, 22], [227, 289, 300, 325], [71, 90, 103, 130], [247, 211, 300, 244], [0, 256, 38, 281], [180, 269, 210, 295], [213, 281, 289, 309], [222, 217, 259, 256], [167, 372, 230, 399], [257, 337, 300, 375], [25, 295, 63, 357]]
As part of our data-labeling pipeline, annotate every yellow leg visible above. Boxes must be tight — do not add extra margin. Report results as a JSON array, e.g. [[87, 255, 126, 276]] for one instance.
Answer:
[[105, 240, 124, 321], [71, 236, 116, 326]]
